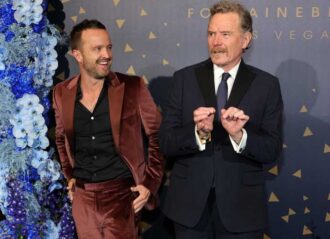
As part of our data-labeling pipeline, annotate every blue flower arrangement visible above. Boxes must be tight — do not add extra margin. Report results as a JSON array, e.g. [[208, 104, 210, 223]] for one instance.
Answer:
[[0, 0, 76, 238]]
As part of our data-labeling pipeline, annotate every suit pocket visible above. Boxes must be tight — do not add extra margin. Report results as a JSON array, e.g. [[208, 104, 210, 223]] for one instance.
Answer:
[[243, 171, 264, 185]]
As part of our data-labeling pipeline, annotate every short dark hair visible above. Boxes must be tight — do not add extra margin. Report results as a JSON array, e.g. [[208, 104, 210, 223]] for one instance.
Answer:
[[210, 0, 253, 33], [70, 19, 107, 50]]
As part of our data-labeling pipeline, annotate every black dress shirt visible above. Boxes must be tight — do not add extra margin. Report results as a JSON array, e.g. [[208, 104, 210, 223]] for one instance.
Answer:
[[72, 80, 132, 182]]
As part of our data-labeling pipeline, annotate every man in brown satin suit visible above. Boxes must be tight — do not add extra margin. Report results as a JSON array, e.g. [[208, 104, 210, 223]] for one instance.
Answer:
[[52, 19, 164, 239]]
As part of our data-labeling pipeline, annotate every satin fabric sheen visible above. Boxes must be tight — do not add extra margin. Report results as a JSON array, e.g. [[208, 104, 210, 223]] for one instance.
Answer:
[[72, 178, 138, 239]]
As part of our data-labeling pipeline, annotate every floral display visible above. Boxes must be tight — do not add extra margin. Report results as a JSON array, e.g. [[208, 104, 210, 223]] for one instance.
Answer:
[[0, 0, 76, 238]]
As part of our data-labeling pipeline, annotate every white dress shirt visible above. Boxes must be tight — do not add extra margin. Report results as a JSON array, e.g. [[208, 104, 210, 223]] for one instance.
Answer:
[[195, 61, 247, 153]]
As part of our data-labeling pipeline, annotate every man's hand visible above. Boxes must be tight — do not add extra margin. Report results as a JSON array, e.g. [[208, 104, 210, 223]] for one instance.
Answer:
[[131, 185, 151, 213], [67, 178, 76, 202], [220, 107, 249, 142], [193, 107, 216, 137]]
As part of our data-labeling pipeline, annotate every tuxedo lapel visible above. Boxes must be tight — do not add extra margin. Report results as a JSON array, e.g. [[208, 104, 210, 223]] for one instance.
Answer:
[[226, 61, 255, 108], [108, 73, 124, 150], [62, 76, 79, 151], [195, 59, 217, 108]]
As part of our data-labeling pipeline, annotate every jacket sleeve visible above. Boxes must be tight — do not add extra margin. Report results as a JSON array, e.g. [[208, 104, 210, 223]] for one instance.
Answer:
[[137, 78, 164, 197], [242, 77, 283, 164], [159, 70, 200, 158], [52, 85, 73, 180]]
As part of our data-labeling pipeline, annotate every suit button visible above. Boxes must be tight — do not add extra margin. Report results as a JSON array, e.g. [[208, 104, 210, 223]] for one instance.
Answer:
[[91, 116, 94, 120], [91, 136, 95, 140]]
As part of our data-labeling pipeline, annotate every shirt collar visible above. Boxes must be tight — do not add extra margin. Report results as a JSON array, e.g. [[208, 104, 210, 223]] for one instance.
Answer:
[[213, 60, 241, 80], [76, 79, 109, 102]]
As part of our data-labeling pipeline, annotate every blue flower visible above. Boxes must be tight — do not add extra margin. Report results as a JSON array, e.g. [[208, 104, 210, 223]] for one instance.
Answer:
[[0, 0, 76, 237], [0, 3, 16, 38]]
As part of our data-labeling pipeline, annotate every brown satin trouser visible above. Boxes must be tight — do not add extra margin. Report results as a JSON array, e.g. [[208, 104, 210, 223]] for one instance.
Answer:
[[72, 177, 138, 239]]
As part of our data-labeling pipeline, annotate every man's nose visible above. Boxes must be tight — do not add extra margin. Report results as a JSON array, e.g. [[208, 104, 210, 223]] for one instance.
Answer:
[[102, 48, 112, 58], [213, 34, 223, 46]]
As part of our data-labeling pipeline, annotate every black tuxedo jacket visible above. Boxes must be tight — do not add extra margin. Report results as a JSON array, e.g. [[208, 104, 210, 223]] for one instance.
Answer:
[[160, 59, 283, 232]]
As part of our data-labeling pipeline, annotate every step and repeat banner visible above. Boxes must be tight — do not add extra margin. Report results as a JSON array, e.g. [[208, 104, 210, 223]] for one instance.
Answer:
[[52, 0, 330, 238]]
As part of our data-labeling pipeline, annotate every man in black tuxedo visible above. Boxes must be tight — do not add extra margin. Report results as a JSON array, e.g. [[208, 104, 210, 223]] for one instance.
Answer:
[[159, 1, 283, 238]]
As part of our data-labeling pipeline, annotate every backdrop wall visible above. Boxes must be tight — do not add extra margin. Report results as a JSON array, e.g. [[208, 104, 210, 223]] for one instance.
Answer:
[[52, 0, 330, 238]]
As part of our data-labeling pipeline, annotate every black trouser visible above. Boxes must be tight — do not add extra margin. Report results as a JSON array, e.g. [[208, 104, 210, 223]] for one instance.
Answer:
[[174, 189, 263, 239]]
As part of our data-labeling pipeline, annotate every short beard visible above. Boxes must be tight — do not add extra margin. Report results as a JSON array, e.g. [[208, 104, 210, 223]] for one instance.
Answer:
[[94, 73, 107, 80], [84, 63, 111, 80]]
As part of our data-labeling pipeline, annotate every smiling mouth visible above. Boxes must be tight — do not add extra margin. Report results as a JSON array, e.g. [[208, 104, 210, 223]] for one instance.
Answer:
[[96, 58, 111, 66], [98, 62, 109, 66]]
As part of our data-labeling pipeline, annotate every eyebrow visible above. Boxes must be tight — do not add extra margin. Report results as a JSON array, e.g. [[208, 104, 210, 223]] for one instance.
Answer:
[[92, 43, 112, 48]]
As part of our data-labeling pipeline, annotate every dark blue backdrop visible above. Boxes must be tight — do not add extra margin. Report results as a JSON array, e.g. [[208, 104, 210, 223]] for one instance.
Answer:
[[51, 0, 330, 238]]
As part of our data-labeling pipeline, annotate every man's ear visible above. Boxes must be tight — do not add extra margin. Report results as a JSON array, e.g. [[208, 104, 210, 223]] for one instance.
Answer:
[[71, 49, 82, 63], [242, 31, 252, 50]]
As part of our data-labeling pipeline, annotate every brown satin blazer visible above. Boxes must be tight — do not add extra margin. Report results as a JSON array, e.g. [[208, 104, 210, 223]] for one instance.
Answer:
[[52, 71, 164, 209]]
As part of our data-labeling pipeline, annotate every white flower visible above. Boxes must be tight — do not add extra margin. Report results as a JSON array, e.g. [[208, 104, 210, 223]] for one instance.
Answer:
[[33, 34, 58, 88], [10, 94, 49, 149], [48, 182, 62, 193], [29, 0, 43, 5], [12, 0, 30, 12], [28, 6, 43, 24], [0, 35, 8, 71], [35, 135, 49, 149], [12, 122, 27, 138], [38, 161, 59, 183], [17, 93, 39, 107], [27, 134, 35, 147], [15, 138, 28, 148], [46, 35, 57, 47], [39, 169, 52, 182], [47, 160, 61, 181], [31, 149, 48, 168], [31, 149, 60, 184], [45, 219, 59, 239], [0, 62, 5, 71], [31, 115, 46, 129], [0, 183, 8, 204], [14, 11, 27, 23], [13, 0, 43, 25], [0, 169, 9, 206], [44, 78, 53, 87]]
